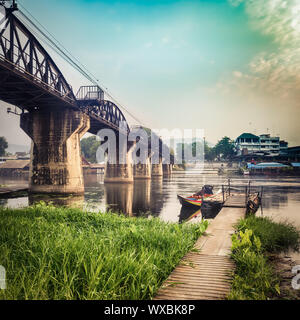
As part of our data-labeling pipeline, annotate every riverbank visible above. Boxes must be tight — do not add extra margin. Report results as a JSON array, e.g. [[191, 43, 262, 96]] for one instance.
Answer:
[[0, 203, 207, 300], [229, 216, 300, 300]]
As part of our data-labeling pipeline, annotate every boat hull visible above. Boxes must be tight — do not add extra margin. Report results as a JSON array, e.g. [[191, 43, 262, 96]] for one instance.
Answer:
[[177, 195, 203, 208]]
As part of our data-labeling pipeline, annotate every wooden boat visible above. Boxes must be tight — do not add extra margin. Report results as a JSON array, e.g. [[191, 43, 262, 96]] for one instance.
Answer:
[[246, 193, 261, 214], [177, 185, 215, 209], [177, 195, 203, 208]]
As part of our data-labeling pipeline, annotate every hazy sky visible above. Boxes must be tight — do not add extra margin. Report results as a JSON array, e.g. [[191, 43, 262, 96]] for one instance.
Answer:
[[0, 0, 299, 147]]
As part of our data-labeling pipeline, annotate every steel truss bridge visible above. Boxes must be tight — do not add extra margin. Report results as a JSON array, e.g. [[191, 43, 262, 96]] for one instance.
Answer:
[[0, 3, 129, 134], [0, 2, 174, 162]]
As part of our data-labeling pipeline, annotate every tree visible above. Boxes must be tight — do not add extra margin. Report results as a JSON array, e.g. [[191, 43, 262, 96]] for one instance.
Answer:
[[204, 142, 217, 161], [214, 136, 235, 160], [0, 137, 8, 156], [80, 136, 101, 163]]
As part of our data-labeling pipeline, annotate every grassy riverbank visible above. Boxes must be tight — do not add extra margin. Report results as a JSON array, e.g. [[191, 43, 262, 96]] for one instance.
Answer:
[[0, 203, 207, 300], [229, 216, 300, 300]]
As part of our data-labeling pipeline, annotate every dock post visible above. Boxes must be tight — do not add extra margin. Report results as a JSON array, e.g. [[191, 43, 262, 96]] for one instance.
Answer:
[[260, 186, 264, 216], [228, 178, 231, 196], [222, 185, 224, 203]]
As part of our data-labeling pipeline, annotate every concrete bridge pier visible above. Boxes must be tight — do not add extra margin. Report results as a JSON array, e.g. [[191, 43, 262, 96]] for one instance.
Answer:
[[104, 138, 134, 183], [151, 157, 163, 177], [20, 109, 90, 194], [133, 157, 152, 179]]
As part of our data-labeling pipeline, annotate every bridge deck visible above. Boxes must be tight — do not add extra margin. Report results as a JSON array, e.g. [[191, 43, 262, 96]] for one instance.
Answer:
[[154, 196, 246, 300]]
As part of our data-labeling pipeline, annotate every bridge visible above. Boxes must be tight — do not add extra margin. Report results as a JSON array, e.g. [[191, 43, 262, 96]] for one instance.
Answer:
[[0, 1, 173, 194]]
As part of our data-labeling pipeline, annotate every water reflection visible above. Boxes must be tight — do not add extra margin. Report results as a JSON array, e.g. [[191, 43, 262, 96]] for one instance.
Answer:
[[0, 199, 7, 206], [179, 206, 201, 223], [105, 183, 133, 216], [150, 177, 165, 216], [28, 194, 84, 209], [1, 171, 300, 225], [133, 179, 151, 216]]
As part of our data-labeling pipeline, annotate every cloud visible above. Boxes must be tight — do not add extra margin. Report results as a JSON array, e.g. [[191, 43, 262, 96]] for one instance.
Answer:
[[228, 0, 244, 7], [161, 36, 170, 44], [224, 0, 300, 100], [233, 71, 243, 78]]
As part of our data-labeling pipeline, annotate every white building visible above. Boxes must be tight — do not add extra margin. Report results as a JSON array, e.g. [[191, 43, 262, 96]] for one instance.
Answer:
[[235, 133, 261, 156], [235, 133, 286, 157]]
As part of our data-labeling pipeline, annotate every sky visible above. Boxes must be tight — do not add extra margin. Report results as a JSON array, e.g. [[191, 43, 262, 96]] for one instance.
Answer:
[[0, 0, 300, 148]]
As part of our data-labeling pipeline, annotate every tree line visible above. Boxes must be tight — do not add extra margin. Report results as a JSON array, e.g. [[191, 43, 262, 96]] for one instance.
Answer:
[[176, 136, 235, 162], [80, 135, 236, 163], [0, 134, 235, 162]]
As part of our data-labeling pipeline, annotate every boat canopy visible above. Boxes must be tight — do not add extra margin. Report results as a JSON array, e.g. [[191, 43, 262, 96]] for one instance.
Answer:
[[247, 162, 290, 169]]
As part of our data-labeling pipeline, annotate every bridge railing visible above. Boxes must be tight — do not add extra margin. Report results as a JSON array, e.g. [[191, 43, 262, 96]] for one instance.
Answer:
[[220, 179, 263, 209], [0, 34, 75, 104], [76, 85, 104, 101]]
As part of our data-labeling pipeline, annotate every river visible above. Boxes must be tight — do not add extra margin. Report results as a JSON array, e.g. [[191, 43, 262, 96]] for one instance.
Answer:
[[1, 168, 300, 227]]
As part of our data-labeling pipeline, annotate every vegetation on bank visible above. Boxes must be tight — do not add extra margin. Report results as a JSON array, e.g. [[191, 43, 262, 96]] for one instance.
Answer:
[[0, 136, 8, 156], [80, 136, 101, 163], [229, 216, 300, 300], [0, 203, 207, 300], [176, 136, 235, 162]]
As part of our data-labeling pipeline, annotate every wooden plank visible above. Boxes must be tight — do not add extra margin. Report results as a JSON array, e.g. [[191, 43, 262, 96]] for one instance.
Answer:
[[154, 196, 246, 300]]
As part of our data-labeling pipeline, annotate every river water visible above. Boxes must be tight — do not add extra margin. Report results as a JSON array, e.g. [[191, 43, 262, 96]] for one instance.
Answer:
[[1, 168, 300, 228]]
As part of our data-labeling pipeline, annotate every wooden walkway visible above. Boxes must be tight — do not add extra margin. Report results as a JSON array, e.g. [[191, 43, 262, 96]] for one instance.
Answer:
[[223, 193, 247, 208], [154, 197, 246, 300]]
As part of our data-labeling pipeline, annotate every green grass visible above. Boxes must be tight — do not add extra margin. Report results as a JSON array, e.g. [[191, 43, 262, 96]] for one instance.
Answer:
[[228, 216, 300, 300], [0, 202, 207, 300], [236, 216, 300, 253]]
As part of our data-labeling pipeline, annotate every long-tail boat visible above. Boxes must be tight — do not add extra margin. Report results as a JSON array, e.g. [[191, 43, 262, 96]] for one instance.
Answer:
[[177, 185, 215, 209]]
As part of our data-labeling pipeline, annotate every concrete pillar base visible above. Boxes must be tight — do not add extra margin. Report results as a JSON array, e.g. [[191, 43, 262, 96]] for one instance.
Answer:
[[104, 164, 134, 183], [104, 138, 134, 183], [152, 159, 163, 177], [134, 158, 151, 179], [20, 109, 90, 195]]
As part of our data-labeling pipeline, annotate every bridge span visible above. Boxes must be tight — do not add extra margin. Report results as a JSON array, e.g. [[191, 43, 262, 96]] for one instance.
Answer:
[[0, 2, 173, 194]]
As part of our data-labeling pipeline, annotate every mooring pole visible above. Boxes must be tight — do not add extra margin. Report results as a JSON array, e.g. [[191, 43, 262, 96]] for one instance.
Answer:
[[222, 185, 224, 203], [228, 178, 231, 196], [260, 186, 264, 216]]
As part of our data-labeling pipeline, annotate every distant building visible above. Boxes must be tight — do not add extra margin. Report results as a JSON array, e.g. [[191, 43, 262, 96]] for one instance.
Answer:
[[0, 160, 30, 176], [0, 155, 17, 162], [286, 146, 300, 161], [15, 152, 30, 160], [82, 156, 105, 174], [235, 133, 260, 156], [235, 133, 288, 157]]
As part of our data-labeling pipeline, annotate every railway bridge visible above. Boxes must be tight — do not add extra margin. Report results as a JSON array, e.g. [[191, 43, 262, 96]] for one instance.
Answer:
[[0, 2, 173, 194]]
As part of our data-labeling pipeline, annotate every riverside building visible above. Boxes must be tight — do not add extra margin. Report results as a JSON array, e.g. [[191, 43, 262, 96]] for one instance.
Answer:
[[235, 133, 288, 157]]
